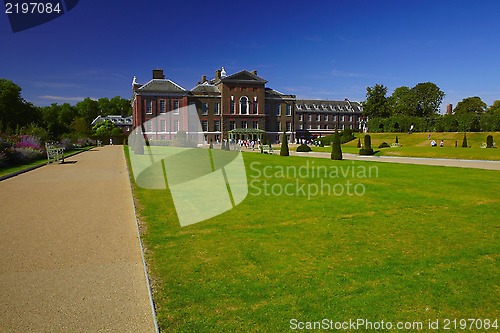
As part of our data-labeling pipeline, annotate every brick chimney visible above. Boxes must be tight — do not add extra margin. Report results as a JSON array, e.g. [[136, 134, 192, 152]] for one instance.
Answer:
[[153, 69, 165, 79], [447, 103, 453, 115], [202, 75, 207, 83], [251, 70, 257, 75], [215, 69, 221, 81]]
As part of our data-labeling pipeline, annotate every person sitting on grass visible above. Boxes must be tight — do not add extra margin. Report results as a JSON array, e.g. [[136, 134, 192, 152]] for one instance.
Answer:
[[431, 140, 437, 147], [440, 140, 444, 147]]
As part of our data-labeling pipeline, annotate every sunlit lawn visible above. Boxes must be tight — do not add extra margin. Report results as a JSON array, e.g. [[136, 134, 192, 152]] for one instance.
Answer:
[[126, 149, 499, 332]]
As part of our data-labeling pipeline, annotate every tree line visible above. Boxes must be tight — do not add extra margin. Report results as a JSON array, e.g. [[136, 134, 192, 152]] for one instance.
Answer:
[[0, 78, 132, 140], [362, 82, 500, 132]]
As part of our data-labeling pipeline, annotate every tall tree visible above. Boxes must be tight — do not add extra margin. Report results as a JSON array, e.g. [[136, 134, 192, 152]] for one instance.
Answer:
[[486, 100, 500, 115], [76, 98, 100, 124], [411, 82, 445, 117], [362, 84, 390, 118], [0, 79, 39, 132], [454, 96, 487, 115], [388, 86, 416, 115]]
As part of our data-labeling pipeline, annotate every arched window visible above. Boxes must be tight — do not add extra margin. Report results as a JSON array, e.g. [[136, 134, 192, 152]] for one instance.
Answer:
[[240, 96, 249, 115]]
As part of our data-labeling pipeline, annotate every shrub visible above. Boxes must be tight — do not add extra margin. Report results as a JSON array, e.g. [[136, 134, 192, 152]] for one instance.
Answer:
[[357, 137, 361, 148], [296, 144, 312, 152], [7, 147, 44, 164], [359, 135, 374, 155], [462, 132, 468, 148], [486, 135, 494, 148], [15, 135, 41, 150], [280, 131, 289, 156], [395, 135, 399, 144], [0, 151, 9, 167], [378, 142, 390, 148], [331, 130, 342, 160]]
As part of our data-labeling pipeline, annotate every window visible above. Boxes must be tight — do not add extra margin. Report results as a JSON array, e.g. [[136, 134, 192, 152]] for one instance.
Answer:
[[324, 114, 328, 121], [286, 122, 291, 132], [240, 96, 248, 115], [307, 124, 312, 130], [252, 100, 258, 114], [159, 100, 166, 113], [286, 104, 291, 116], [299, 114, 303, 121], [160, 119, 166, 132], [145, 121, 152, 132], [230, 121, 236, 130], [341, 115, 345, 122], [230, 99, 235, 114], [214, 103, 220, 115], [201, 103, 208, 115], [317, 124, 321, 129], [325, 124, 329, 130], [173, 120, 179, 132], [299, 124, 303, 130], [316, 114, 321, 122], [146, 100, 153, 114], [349, 115, 353, 122], [252, 121, 259, 129], [214, 120, 220, 132], [276, 104, 281, 116], [201, 120, 208, 132], [173, 100, 179, 114], [241, 121, 248, 129], [308, 114, 312, 121]]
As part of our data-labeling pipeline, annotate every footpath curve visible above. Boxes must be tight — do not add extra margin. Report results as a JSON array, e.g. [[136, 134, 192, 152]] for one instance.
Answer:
[[0, 146, 157, 332]]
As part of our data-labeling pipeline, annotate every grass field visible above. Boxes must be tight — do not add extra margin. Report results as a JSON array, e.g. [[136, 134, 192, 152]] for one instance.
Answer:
[[289, 132, 500, 160], [126, 148, 499, 332]]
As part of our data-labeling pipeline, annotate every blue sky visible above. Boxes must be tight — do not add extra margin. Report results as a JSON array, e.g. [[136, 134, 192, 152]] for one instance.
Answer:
[[1, 0, 499, 113]]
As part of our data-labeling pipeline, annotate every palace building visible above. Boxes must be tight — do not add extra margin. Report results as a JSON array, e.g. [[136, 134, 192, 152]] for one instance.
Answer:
[[131, 68, 364, 143]]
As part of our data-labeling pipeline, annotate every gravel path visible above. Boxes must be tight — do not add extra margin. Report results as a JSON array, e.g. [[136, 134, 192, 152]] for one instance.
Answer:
[[0, 146, 157, 332]]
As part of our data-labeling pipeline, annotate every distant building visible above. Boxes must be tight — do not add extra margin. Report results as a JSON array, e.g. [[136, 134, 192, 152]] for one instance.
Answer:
[[131, 68, 363, 143], [91, 115, 133, 134], [447, 103, 453, 115]]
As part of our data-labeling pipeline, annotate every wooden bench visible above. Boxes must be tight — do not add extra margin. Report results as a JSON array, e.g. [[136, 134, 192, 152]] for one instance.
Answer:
[[390, 143, 401, 148], [45, 143, 65, 164], [261, 145, 274, 154]]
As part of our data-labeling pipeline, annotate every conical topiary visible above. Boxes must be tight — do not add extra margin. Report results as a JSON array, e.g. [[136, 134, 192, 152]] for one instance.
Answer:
[[280, 131, 289, 156], [395, 135, 399, 144], [462, 132, 468, 148], [357, 137, 361, 148], [331, 129, 343, 160]]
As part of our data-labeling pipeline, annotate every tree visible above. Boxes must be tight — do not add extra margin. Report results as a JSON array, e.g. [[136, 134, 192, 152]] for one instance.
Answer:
[[454, 97, 487, 115], [92, 119, 117, 136], [359, 134, 374, 155], [411, 82, 445, 117], [0, 79, 39, 132], [331, 129, 342, 160], [487, 100, 500, 115], [486, 135, 494, 148], [388, 86, 416, 115], [76, 98, 100, 124], [280, 131, 289, 156], [362, 84, 390, 118], [71, 117, 90, 135]]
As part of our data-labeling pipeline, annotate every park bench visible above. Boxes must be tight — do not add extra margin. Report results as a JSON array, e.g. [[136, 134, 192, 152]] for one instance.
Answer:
[[261, 145, 274, 154], [390, 143, 401, 148], [45, 142, 65, 164], [97, 140, 102, 147]]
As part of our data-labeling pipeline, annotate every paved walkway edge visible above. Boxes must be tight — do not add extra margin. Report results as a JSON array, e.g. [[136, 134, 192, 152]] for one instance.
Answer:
[[124, 148, 160, 333]]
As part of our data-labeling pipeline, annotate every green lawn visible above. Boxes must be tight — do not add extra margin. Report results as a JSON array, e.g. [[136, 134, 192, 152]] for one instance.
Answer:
[[126, 148, 499, 332], [293, 132, 500, 160]]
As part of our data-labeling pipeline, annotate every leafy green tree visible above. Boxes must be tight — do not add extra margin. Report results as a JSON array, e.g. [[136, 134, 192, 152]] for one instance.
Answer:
[[76, 98, 100, 124], [331, 129, 342, 160], [0, 79, 39, 132], [92, 119, 117, 136], [280, 131, 289, 156], [487, 100, 500, 114], [411, 82, 445, 117], [454, 97, 487, 115], [71, 117, 90, 135], [388, 86, 416, 115], [363, 84, 390, 118]]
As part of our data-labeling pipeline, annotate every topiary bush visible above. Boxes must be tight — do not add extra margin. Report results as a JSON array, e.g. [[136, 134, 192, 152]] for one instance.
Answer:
[[486, 135, 494, 148], [378, 142, 390, 148], [462, 132, 468, 148], [359, 134, 374, 155], [296, 144, 312, 152], [357, 137, 361, 148], [280, 131, 289, 156], [331, 130, 343, 160]]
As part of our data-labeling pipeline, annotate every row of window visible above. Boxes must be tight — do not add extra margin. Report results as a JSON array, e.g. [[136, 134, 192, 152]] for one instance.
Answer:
[[299, 124, 354, 130], [298, 114, 359, 122], [145, 99, 181, 114], [144, 120, 295, 133], [296, 104, 359, 112]]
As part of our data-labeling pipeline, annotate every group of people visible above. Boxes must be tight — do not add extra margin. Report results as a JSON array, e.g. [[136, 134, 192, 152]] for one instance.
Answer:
[[430, 139, 444, 147]]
